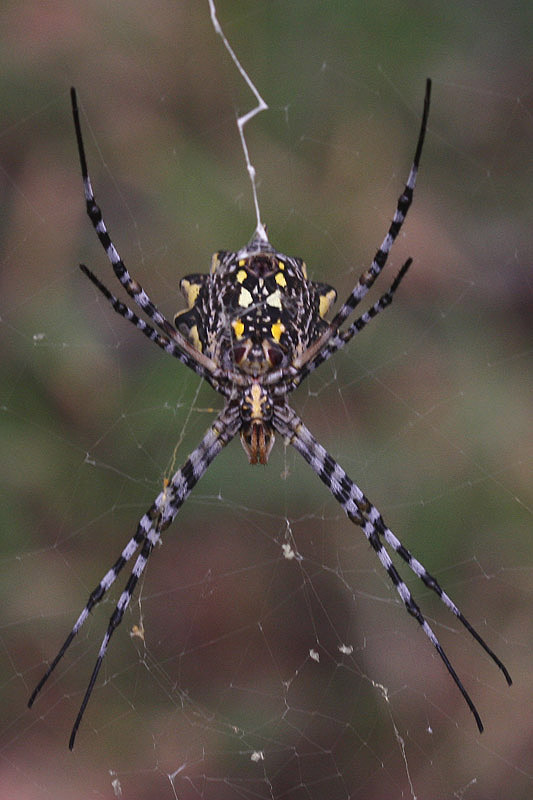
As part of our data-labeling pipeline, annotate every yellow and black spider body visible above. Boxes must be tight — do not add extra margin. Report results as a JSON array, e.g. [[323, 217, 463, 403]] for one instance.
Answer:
[[175, 237, 336, 375], [31, 83, 512, 751], [174, 233, 337, 463]]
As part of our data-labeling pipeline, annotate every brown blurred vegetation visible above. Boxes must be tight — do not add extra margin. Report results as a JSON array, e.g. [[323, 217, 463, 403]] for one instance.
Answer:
[[0, 2, 531, 799]]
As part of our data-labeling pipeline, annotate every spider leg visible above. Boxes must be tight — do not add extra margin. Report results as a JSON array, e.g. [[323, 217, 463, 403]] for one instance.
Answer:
[[293, 80, 431, 376], [28, 403, 240, 748], [291, 258, 412, 387], [80, 264, 225, 393], [274, 404, 511, 732], [379, 517, 512, 686], [71, 88, 217, 378], [68, 522, 162, 750], [28, 517, 149, 709], [331, 79, 431, 329]]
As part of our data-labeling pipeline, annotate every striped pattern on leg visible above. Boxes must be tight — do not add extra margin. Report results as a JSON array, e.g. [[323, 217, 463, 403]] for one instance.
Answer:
[[291, 258, 412, 388], [330, 79, 431, 329], [275, 403, 511, 732], [29, 403, 240, 749], [70, 88, 218, 378], [80, 263, 224, 391]]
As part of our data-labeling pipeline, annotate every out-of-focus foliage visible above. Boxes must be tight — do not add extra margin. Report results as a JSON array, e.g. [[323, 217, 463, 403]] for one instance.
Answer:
[[0, 2, 530, 799]]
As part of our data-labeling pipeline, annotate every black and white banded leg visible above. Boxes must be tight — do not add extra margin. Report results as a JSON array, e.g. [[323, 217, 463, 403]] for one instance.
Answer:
[[28, 404, 240, 749], [291, 257, 413, 387], [30, 79, 510, 748], [330, 79, 431, 329], [293, 80, 431, 378], [79, 263, 225, 393], [71, 88, 218, 380], [274, 404, 512, 732]]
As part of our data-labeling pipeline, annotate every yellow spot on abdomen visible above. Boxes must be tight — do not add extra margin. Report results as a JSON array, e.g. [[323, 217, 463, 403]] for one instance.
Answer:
[[319, 289, 336, 318], [232, 319, 245, 338], [188, 324, 202, 351], [271, 321, 285, 342], [180, 279, 201, 308]]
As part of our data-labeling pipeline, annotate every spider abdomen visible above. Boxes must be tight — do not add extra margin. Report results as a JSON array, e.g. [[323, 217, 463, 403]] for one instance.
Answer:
[[175, 242, 337, 377]]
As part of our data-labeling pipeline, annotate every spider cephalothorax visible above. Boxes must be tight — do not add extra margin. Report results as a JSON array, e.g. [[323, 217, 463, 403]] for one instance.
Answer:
[[238, 379, 275, 464], [29, 80, 511, 750]]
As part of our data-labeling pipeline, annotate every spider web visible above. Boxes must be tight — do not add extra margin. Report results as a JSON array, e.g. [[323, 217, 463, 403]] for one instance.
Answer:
[[1, 1, 532, 799]]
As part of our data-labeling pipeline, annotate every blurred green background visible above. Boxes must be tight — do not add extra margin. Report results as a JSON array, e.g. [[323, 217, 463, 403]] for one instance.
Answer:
[[0, 1, 531, 798]]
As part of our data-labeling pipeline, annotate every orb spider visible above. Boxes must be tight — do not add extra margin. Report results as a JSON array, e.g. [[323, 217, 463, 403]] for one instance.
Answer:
[[28, 80, 511, 748]]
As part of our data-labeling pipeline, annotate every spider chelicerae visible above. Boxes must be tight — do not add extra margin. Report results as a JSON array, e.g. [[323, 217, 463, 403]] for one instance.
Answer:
[[28, 80, 511, 749]]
